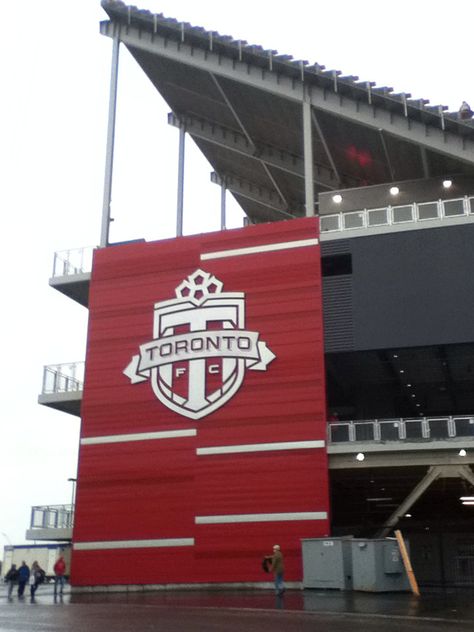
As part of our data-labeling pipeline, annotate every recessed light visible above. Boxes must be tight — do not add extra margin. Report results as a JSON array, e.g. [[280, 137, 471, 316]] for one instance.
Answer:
[[411, 394, 416, 398], [332, 194, 343, 204], [404, 513, 412, 518], [390, 186, 400, 195], [442, 179, 452, 189], [416, 403, 421, 407], [459, 449, 467, 457], [356, 452, 365, 461], [393, 354, 398, 358], [399, 370, 405, 374], [407, 384, 412, 387]]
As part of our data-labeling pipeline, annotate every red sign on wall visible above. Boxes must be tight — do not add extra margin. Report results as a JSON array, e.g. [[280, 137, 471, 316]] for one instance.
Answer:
[[72, 217, 330, 586]]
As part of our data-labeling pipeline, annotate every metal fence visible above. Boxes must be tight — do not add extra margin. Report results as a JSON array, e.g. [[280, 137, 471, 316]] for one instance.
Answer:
[[52, 246, 94, 278], [30, 505, 74, 530], [321, 196, 474, 234], [328, 415, 474, 444], [41, 362, 84, 394]]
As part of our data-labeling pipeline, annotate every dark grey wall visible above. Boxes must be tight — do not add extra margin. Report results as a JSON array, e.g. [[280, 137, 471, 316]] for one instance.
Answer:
[[322, 224, 474, 352]]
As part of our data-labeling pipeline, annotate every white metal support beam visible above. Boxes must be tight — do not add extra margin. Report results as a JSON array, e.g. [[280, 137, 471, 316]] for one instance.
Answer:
[[302, 99, 314, 216], [176, 123, 186, 237], [100, 32, 120, 248]]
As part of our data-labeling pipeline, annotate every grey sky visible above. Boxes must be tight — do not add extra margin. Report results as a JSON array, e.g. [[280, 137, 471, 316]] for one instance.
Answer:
[[1, 0, 472, 548]]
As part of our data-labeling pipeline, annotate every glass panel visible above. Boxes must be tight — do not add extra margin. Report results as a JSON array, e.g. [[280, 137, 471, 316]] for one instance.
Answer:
[[427, 418, 450, 439], [321, 214, 341, 232], [368, 208, 389, 226], [330, 424, 350, 442], [354, 422, 375, 441], [417, 202, 439, 220], [469, 198, 474, 214], [443, 199, 465, 217], [32, 510, 45, 528], [404, 420, 424, 439], [392, 205, 414, 224], [379, 421, 401, 441], [454, 417, 474, 437], [343, 211, 365, 230]]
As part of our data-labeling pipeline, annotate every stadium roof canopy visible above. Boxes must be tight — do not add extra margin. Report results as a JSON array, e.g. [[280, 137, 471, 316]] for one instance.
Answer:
[[101, 0, 474, 224]]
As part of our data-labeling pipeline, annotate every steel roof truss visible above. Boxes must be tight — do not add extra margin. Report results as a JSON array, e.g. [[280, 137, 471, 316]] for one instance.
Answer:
[[102, 21, 474, 165], [167, 112, 336, 190], [210, 171, 297, 218], [311, 109, 342, 186], [210, 72, 290, 209]]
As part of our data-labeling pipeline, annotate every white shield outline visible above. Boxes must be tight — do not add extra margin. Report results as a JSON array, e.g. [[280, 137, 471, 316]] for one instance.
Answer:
[[150, 293, 246, 420]]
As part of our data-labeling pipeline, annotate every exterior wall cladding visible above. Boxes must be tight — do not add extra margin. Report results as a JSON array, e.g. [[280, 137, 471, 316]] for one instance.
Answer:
[[71, 217, 330, 587], [322, 223, 474, 353]]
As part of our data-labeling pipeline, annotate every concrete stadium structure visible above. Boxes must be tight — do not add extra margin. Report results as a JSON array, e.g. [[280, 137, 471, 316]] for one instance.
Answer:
[[34, 0, 474, 589]]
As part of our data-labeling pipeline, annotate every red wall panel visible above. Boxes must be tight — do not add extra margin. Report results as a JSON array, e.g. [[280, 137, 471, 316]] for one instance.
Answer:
[[72, 217, 330, 586]]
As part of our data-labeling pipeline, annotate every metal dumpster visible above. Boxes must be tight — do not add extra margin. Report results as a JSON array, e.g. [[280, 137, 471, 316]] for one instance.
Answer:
[[301, 537, 353, 590], [351, 538, 410, 592]]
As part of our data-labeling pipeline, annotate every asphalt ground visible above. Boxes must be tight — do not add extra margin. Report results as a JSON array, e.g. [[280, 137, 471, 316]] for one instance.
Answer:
[[2, 586, 474, 631]]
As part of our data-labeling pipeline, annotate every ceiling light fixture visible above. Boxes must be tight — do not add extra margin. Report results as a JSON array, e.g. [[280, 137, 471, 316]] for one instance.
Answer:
[[442, 179, 453, 189], [332, 194, 343, 204], [459, 449, 467, 457], [460, 496, 474, 501], [462, 501, 474, 505], [366, 497, 393, 502], [390, 186, 400, 195], [356, 452, 365, 462]]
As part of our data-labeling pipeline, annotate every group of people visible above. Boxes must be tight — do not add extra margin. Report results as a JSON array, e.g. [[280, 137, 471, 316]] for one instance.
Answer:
[[7, 549, 282, 597], [4, 556, 67, 601]]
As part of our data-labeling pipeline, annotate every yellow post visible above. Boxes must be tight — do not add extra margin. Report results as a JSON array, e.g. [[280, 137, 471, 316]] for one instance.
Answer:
[[394, 529, 420, 597]]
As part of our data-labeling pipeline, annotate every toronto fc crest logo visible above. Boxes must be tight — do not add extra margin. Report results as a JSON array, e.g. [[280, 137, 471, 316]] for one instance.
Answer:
[[123, 269, 275, 420]]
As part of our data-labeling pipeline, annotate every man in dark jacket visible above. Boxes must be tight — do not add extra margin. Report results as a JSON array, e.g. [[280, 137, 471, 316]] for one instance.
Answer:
[[5, 564, 19, 600], [17, 561, 30, 598]]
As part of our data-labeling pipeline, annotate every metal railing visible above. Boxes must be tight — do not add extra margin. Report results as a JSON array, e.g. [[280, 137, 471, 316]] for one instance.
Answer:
[[41, 362, 84, 394], [328, 415, 474, 444], [30, 504, 74, 530], [321, 196, 474, 234], [52, 246, 95, 278]]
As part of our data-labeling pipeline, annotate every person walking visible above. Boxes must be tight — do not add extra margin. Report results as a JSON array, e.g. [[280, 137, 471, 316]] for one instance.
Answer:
[[5, 564, 19, 600], [269, 544, 285, 595], [53, 555, 67, 598], [29, 561, 45, 601], [17, 561, 30, 598]]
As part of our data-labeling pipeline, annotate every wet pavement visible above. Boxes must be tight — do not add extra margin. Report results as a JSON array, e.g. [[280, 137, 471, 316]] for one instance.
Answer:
[[2, 586, 474, 631]]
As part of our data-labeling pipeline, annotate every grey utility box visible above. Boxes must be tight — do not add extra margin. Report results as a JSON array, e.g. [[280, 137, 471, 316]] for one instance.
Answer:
[[351, 538, 410, 592], [301, 537, 353, 590]]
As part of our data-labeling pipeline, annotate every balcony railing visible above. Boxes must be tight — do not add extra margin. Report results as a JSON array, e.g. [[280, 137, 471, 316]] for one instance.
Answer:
[[30, 504, 74, 530], [52, 246, 95, 278], [328, 415, 474, 444], [321, 195, 474, 234], [41, 362, 84, 394]]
